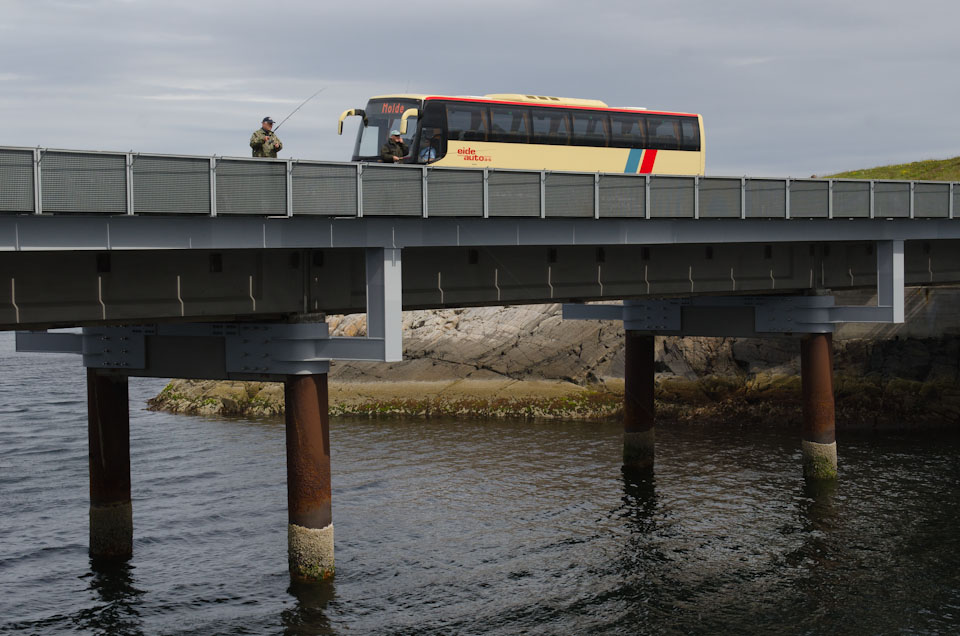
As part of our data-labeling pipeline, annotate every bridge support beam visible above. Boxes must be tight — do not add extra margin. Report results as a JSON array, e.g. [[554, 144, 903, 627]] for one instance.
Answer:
[[285, 373, 334, 581], [623, 331, 655, 470], [87, 369, 133, 559], [800, 333, 838, 480]]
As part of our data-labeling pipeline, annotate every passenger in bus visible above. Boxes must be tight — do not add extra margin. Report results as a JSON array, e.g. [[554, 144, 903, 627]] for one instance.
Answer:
[[380, 129, 409, 163], [418, 128, 441, 163]]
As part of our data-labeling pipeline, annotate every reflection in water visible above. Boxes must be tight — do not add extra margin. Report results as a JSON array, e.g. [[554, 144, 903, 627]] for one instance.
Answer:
[[3, 347, 960, 636], [619, 467, 658, 533], [281, 579, 336, 635], [799, 478, 839, 533], [75, 559, 145, 636]]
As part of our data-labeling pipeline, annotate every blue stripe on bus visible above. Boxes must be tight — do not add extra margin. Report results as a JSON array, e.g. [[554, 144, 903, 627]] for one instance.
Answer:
[[624, 149, 643, 174]]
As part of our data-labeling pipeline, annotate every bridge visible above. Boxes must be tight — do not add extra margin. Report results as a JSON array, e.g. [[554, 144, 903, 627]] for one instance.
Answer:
[[4, 144, 960, 580]]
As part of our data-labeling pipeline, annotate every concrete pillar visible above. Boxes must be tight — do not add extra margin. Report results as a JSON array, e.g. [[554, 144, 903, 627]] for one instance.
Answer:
[[800, 333, 838, 480], [87, 369, 133, 559], [285, 373, 334, 581], [623, 331, 655, 470]]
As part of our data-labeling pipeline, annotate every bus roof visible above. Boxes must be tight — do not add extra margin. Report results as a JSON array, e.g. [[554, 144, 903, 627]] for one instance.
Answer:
[[368, 94, 699, 118]]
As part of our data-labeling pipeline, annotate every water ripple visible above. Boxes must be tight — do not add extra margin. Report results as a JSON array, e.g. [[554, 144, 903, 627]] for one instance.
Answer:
[[2, 330, 960, 633]]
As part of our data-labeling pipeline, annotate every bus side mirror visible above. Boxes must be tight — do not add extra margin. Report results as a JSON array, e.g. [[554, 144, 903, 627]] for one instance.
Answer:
[[399, 108, 419, 135], [337, 109, 367, 135]]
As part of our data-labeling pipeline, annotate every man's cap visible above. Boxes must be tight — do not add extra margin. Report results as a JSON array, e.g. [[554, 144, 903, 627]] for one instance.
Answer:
[[262, 117, 275, 124], [390, 129, 402, 136]]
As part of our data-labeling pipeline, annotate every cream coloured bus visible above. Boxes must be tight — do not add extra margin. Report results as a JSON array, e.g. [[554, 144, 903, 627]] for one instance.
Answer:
[[339, 93, 704, 175]]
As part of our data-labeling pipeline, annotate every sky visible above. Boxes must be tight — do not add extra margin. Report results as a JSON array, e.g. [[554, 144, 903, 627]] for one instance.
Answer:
[[1, 0, 958, 177]]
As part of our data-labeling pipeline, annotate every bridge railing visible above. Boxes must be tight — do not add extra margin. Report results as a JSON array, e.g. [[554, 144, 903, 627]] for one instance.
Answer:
[[1, 146, 957, 220]]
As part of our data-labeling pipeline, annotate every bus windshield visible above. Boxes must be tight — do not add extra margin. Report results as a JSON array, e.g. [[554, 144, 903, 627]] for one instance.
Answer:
[[353, 99, 420, 160]]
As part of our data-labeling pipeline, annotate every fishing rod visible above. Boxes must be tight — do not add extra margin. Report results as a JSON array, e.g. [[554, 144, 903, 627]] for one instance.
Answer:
[[274, 86, 326, 131]]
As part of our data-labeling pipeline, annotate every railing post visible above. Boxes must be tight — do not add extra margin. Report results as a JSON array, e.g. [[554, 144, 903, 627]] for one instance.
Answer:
[[286, 160, 294, 217], [33, 147, 42, 215], [828, 179, 834, 219], [126, 153, 135, 215], [594, 173, 600, 219], [693, 175, 700, 220], [909, 181, 915, 219], [784, 177, 791, 220], [356, 163, 363, 218], [540, 171, 546, 219], [644, 174, 651, 219], [422, 166, 429, 219], [869, 180, 875, 219], [951, 183, 955, 219], [209, 157, 218, 217], [483, 168, 489, 218], [740, 177, 746, 219]]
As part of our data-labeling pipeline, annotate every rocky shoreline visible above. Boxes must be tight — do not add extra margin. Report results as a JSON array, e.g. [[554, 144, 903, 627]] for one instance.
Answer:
[[148, 372, 960, 429], [148, 291, 960, 430]]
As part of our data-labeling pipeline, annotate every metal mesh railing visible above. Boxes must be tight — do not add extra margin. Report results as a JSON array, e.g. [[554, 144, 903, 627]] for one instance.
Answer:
[[488, 170, 540, 217], [0, 148, 34, 213], [597, 174, 644, 218], [789, 180, 829, 218], [133, 155, 210, 215], [699, 178, 741, 218], [833, 181, 870, 218], [360, 165, 422, 216], [41, 151, 126, 214], [745, 179, 786, 218], [427, 168, 483, 217], [650, 176, 695, 218], [292, 163, 357, 216], [0, 145, 957, 221], [874, 182, 910, 218], [544, 173, 594, 218], [915, 183, 949, 218], [216, 159, 286, 215]]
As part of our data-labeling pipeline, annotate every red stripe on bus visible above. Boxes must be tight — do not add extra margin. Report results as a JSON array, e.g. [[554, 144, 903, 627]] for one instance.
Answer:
[[421, 96, 699, 118], [639, 150, 658, 174]]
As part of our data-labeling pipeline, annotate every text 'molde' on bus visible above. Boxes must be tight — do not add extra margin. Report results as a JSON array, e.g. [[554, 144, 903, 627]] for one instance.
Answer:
[[338, 93, 704, 175]]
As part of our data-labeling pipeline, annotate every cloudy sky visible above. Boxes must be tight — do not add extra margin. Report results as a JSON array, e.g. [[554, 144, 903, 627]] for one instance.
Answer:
[[1, 0, 958, 177]]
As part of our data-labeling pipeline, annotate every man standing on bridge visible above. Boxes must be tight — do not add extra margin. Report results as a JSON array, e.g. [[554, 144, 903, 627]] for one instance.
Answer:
[[250, 116, 283, 158]]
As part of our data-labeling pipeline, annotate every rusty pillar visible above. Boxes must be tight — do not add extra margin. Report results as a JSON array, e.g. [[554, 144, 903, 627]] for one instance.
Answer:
[[87, 369, 133, 559], [623, 331, 655, 470], [800, 333, 838, 480], [285, 373, 334, 581]]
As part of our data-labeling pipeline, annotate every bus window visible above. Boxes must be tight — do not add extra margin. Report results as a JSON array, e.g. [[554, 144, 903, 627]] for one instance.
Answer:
[[531, 110, 571, 145], [489, 106, 530, 143], [647, 116, 681, 150], [446, 103, 488, 141], [414, 101, 447, 163], [610, 114, 646, 148], [571, 112, 609, 147], [680, 117, 700, 151], [358, 124, 383, 157]]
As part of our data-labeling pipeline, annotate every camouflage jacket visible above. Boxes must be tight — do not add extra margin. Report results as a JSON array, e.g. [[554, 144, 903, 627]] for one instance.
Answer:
[[250, 127, 283, 158]]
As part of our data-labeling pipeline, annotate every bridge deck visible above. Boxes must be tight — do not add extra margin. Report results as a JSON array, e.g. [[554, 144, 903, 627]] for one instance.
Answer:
[[2, 146, 960, 330]]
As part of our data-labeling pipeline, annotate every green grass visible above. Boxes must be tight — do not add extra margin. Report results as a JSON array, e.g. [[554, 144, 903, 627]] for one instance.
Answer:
[[825, 156, 960, 181]]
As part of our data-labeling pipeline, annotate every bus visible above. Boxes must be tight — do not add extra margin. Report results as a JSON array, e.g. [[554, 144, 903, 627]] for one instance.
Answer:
[[338, 93, 704, 175]]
